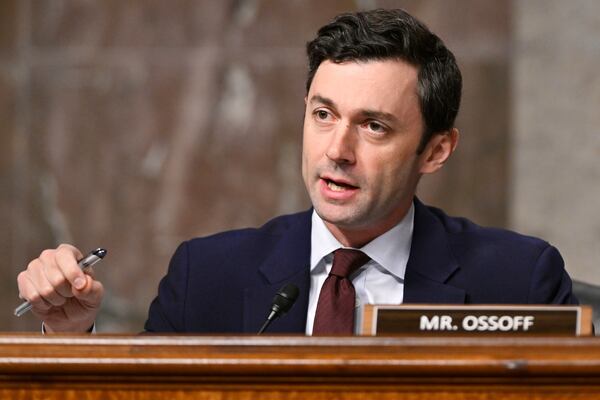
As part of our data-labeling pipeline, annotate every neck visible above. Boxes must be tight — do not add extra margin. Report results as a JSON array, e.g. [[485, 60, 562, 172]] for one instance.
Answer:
[[323, 201, 413, 248]]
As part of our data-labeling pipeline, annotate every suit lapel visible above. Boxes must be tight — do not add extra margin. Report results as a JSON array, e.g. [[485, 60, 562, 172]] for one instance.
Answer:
[[242, 200, 467, 333], [404, 199, 466, 304], [243, 210, 312, 333]]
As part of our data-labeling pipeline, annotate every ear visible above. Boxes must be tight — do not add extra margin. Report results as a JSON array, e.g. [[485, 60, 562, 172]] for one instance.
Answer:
[[419, 128, 459, 174]]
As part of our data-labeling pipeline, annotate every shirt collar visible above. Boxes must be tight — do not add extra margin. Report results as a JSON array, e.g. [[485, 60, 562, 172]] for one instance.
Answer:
[[310, 202, 414, 281]]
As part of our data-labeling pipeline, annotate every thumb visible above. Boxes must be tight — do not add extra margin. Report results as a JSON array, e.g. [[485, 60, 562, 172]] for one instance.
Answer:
[[72, 275, 104, 307]]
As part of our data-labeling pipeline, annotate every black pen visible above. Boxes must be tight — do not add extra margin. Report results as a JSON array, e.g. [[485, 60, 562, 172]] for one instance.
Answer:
[[14, 248, 107, 317]]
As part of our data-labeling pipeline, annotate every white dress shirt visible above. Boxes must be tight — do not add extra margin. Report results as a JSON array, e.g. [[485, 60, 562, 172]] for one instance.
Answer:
[[306, 204, 414, 335]]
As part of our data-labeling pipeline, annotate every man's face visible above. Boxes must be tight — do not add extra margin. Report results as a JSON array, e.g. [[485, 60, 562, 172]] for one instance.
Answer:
[[302, 59, 428, 245]]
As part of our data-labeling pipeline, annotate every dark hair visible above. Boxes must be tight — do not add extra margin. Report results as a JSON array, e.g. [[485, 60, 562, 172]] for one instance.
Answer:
[[306, 9, 462, 153]]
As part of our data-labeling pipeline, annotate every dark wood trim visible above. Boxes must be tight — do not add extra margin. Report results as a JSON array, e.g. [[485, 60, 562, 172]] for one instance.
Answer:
[[1, 334, 599, 399]]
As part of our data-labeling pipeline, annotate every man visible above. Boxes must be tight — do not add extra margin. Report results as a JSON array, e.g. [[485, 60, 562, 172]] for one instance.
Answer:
[[16, 9, 577, 334]]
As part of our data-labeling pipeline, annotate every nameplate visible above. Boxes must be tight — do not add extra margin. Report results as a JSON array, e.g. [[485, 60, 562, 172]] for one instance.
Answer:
[[361, 305, 593, 336]]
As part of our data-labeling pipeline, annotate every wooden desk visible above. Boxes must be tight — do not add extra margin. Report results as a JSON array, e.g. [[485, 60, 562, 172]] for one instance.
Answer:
[[1, 334, 599, 399]]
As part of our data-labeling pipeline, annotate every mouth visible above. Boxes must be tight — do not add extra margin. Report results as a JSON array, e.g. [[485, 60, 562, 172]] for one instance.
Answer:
[[322, 177, 358, 192]]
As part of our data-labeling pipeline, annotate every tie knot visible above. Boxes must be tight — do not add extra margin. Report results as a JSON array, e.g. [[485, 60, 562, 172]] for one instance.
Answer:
[[330, 249, 370, 278]]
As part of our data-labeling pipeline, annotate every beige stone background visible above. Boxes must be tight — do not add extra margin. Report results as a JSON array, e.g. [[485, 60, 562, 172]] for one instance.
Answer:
[[1, 0, 598, 332]]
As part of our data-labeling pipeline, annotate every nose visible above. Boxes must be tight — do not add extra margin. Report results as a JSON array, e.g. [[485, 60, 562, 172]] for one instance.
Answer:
[[325, 123, 356, 164]]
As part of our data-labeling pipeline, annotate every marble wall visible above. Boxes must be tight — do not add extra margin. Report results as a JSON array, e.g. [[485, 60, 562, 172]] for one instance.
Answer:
[[1, 0, 594, 332], [511, 0, 600, 285]]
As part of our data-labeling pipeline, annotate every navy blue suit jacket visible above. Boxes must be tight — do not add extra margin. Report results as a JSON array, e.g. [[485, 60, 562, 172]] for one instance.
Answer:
[[144, 199, 577, 333]]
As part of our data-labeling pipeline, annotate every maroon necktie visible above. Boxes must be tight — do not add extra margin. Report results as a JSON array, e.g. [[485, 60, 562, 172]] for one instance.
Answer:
[[312, 249, 370, 335]]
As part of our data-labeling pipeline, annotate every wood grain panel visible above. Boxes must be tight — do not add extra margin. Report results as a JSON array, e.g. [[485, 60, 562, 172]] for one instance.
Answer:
[[1, 334, 599, 399]]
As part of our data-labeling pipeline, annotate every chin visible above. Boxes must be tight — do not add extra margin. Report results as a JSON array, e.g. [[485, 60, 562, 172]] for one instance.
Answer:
[[315, 205, 364, 227]]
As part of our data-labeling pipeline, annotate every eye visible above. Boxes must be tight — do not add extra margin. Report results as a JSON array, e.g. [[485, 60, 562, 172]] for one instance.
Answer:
[[368, 121, 384, 132], [313, 108, 336, 125], [315, 109, 330, 120], [362, 120, 388, 135]]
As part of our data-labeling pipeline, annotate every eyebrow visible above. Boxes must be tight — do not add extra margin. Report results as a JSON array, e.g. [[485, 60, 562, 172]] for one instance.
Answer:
[[361, 109, 399, 125], [309, 94, 336, 108], [309, 94, 400, 125]]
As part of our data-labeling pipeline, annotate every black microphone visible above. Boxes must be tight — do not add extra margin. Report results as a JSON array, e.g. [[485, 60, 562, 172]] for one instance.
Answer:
[[257, 284, 299, 334]]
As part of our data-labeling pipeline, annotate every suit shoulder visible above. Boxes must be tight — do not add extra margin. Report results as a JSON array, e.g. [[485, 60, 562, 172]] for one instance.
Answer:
[[426, 204, 550, 252], [185, 209, 311, 252], [420, 204, 574, 304], [423, 204, 558, 274]]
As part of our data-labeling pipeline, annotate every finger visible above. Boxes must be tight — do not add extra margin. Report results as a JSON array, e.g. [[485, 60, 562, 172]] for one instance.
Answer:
[[41, 258, 73, 298], [27, 259, 68, 307], [16, 270, 36, 303], [72, 276, 104, 307], [16, 271, 53, 313], [16, 270, 33, 300], [85, 266, 96, 279], [54, 244, 86, 291]]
